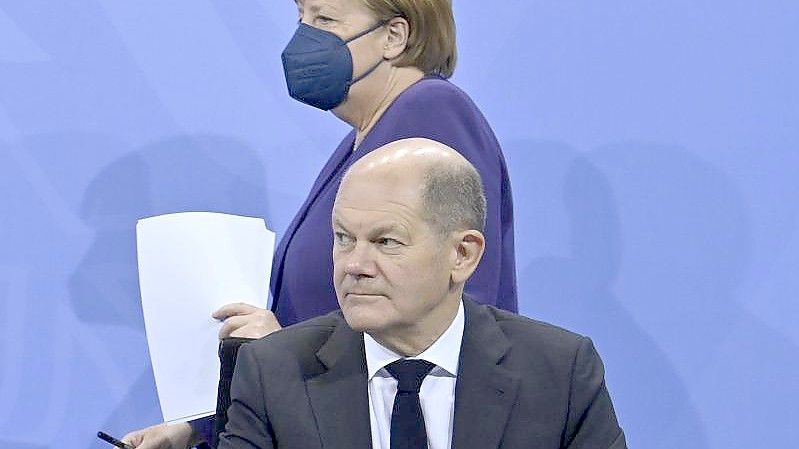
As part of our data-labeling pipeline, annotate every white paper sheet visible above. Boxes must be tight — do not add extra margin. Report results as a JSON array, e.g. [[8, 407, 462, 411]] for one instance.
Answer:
[[136, 212, 275, 423]]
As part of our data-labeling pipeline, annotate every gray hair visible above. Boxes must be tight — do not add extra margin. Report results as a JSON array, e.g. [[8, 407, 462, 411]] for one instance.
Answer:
[[420, 160, 486, 236]]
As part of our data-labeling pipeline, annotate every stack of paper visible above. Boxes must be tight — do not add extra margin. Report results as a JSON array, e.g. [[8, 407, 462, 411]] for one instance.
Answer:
[[136, 212, 275, 423]]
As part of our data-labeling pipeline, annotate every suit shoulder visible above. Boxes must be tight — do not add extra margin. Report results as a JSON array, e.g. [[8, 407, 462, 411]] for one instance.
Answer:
[[245, 310, 343, 357], [483, 304, 589, 352]]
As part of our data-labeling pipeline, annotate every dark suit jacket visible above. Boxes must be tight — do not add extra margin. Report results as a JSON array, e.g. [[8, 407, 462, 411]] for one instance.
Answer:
[[218, 299, 627, 449]]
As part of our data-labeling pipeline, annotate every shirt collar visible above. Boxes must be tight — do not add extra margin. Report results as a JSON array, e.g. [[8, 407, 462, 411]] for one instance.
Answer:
[[364, 300, 465, 380]]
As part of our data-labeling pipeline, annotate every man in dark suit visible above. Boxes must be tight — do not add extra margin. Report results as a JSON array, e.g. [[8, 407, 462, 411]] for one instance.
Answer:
[[218, 138, 627, 449]]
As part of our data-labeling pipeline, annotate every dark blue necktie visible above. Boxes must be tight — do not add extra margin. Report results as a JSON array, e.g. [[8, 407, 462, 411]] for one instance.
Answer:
[[385, 359, 436, 449]]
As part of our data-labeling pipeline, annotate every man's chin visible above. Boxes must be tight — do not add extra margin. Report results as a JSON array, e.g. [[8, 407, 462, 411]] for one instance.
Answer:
[[344, 321, 371, 332], [341, 308, 382, 333], [342, 315, 372, 332]]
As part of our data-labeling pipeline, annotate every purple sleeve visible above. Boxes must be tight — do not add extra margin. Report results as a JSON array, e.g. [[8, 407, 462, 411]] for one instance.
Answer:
[[190, 416, 214, 447], [365, 79, 518, 312]]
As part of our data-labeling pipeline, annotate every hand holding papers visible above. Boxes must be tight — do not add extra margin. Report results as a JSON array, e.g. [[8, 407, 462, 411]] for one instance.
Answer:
[[136, 212, 275, 423]]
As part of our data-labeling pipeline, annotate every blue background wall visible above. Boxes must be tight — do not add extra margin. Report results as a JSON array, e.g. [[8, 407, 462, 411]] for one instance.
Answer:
[[1, 1, 797, 448]]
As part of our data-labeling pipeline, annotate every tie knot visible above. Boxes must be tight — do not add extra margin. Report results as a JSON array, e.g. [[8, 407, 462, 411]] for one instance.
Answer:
[[385, 359, 436, 393]]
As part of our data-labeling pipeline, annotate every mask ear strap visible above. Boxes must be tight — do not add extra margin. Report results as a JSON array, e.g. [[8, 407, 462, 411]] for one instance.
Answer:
[[345, 16, 403, 86], [343, 18, 391, 43], [349, 57, 384, 86]]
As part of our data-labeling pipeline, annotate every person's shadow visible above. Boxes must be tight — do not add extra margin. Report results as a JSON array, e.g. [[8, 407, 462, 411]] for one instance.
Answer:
[[504, 140, 711, 448], [68, 134, 271, 448], [582, 142, 799, 448]]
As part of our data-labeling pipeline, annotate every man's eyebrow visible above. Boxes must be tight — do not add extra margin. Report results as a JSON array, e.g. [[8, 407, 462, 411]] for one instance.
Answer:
[[332, 218, 403, 236], [332, 217, 350, 231], [368, 224, 402, 236]]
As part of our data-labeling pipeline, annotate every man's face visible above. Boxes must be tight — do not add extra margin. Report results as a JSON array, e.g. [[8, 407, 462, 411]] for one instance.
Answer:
[[332, 168, 455, 336]]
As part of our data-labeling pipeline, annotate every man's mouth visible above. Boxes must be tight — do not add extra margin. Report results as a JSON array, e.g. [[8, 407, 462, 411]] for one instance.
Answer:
[[345, 292, 383, 298]]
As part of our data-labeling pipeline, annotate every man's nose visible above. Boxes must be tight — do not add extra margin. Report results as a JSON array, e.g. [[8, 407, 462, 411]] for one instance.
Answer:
[[344, 242, 378, 278]]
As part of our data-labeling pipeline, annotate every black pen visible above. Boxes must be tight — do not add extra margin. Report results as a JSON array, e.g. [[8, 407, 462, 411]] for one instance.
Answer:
[[97, 431, 134, 449]]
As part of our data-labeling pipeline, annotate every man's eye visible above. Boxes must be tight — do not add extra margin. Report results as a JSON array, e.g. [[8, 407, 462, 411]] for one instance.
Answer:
[[377, 238, 402, 248], [335, 232, 354, 245], [316, 15, 335, 25]]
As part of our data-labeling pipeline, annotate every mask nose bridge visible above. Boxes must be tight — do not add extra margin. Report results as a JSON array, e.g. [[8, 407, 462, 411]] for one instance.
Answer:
[[295, 23, 346, 46]]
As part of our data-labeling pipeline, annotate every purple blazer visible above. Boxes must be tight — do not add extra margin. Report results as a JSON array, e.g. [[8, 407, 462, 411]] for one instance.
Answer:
[[193, 76, 517, 444], [272, 76, 517, 324]]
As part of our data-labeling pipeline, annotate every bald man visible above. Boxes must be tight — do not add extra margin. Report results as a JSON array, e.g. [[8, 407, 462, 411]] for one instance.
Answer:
[[218, 138, 626, 449]]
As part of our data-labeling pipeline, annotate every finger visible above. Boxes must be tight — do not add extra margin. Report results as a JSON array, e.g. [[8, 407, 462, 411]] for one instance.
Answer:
[[133, 427, 171, 449], [212, 302, 259, 320], [219, 314, 250, 339], [229, 324, 272, 339], [121, 430, 144, 447], [135, 439, 165, 449], [229, 319, 282, 339], [134, 440, 155, 449]]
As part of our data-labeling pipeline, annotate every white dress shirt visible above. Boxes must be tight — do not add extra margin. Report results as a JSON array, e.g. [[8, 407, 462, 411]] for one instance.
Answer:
[[364, 301, 465, 449]]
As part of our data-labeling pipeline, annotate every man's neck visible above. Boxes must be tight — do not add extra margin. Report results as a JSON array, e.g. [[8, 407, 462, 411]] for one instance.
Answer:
[[369, 296, 462, 357]]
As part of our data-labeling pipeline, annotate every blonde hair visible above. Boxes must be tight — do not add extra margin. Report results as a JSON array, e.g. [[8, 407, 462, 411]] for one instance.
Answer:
[[362, 0, 457, 78]]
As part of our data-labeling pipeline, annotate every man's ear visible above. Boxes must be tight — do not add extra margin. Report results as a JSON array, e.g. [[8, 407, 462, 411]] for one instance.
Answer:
[[383, 17, 410, 60], [450, 230, 485, 285]]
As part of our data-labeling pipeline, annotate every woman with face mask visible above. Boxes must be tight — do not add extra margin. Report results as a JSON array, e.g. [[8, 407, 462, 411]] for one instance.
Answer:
[[122, 1, 517, 448]]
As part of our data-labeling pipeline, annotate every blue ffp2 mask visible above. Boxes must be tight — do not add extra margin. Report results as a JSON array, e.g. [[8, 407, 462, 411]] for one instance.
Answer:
[[281, 22, 387, 111]]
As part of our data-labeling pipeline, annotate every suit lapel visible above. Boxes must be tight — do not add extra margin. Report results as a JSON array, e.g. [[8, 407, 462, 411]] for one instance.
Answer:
[[452, 300, 520, 449], [306, 314, 373, 449]]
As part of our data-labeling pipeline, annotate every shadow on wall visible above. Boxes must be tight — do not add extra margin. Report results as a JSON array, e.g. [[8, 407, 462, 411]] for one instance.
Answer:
[[507, 139, 799, 448], [585, 142, 799, 449], [504, 140, 710, 449], [70, 134, 270, 326], [69, 134, 270, 448]]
